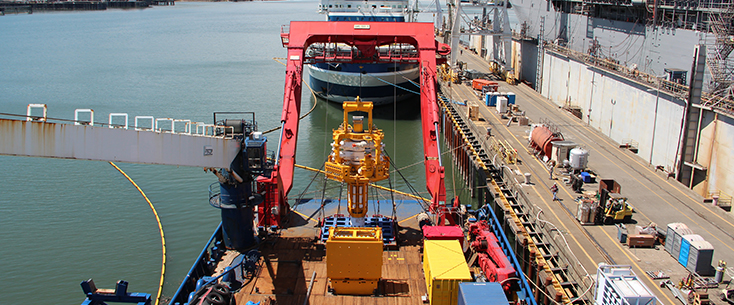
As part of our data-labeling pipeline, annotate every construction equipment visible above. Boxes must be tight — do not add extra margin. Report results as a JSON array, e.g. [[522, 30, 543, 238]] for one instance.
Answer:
[[468, 220, 516, 290], [324, 98, 390, 227], [271, 21, 453, 231], [490, 137, 517, 164], [599, 193, 634, 224], [595, 179, 633, 224], [322, 99, 391, 294]]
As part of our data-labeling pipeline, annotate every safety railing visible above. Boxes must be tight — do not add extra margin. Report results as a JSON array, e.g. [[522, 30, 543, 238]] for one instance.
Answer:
[[26, 104, 47, 122], [545, 43, 734, 116], [545, 44, 689, 97], [16, 104, 236, 139], [708, 190, 733, 209]]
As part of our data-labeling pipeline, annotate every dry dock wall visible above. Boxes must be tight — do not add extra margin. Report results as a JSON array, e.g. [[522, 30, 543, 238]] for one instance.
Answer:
[[541, 49, 685, 171], [691, 108, 734, 197], [538, 48, 734, 198]]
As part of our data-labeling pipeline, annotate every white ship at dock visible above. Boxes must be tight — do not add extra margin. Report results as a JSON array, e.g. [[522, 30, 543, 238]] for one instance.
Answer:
[[305, 0, 422, 105]]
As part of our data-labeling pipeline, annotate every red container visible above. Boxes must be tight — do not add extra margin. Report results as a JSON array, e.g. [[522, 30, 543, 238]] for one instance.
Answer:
[[472, 79, 491, 90], [423, 225, 465, 245], [530, 126, 561, 157]]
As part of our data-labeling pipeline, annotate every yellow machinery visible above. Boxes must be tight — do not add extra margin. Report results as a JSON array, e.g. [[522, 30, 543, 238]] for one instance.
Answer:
[[490, 137, 517, 164], [324, 98, 390, 295], [324, 97, 390, 225], [602, 194, 634, 224], [326, 227, 383, 295], [438, 64, 458, 84]]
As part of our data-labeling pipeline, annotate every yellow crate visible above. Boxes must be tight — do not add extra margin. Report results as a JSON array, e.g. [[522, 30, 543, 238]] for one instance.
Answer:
[[326, 227, 383, 295], [423, 239, 472, 305]]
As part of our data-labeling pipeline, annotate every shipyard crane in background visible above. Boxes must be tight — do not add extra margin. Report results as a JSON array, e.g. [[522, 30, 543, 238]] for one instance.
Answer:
[[442, 0, 513, 78], [703, 1, 734, 111]]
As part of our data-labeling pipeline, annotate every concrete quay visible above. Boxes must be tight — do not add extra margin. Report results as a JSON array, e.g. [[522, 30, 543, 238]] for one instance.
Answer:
[[441, 49, 734, 304]]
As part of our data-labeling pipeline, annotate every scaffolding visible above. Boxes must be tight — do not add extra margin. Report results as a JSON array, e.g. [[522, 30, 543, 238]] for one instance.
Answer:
[[703, 1, 734, 111]]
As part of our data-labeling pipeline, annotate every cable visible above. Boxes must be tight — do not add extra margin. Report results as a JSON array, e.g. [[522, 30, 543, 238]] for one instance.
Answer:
[[523, 272, 564, 305], [383, 149, 432, 213], [362, 72, 421, 95], [390, 141, 471, 174], [109, 162, 166, 305], [535, 208, 591, 280], [262, 58, 321, 135]]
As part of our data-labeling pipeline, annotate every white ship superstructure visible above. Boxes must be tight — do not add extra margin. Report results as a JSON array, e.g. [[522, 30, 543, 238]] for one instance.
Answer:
[[306, 0, 421, 105]]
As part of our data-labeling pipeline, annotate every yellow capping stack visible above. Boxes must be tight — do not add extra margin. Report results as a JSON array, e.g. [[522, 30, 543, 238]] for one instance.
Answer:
[[423, 239, 472, 305], [326, 227, 383, 295]]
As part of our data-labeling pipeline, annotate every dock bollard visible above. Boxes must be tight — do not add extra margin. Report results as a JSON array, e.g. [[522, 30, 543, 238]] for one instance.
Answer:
[[524, 173, 531, 184]]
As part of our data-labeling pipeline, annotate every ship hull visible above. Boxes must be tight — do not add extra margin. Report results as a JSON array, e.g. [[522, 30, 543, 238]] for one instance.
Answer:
[[306, 63, 420, 105]]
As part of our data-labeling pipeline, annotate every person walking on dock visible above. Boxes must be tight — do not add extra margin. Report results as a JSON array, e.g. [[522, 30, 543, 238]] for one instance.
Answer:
[[550, 183, 558, 201], [548, 160, 556, 180]]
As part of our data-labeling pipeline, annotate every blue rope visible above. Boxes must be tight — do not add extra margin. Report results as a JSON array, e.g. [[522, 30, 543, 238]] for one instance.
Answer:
[[363, 72, 421, 95]]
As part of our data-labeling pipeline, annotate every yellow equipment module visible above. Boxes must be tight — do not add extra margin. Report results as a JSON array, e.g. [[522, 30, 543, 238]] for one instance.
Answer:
[[423, 239, 472, 305], [324, 97, 390, 224], [326, 227, 383, 295]]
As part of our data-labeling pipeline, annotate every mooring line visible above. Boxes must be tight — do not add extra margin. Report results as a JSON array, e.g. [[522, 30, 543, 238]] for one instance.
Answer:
[[109, 162, 166, 305]]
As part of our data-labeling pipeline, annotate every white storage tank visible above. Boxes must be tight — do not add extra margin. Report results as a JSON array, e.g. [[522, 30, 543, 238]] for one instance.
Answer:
[[551, 141, 577, 164], [569, 147, 589, 170], [496, 96, 508, 114]]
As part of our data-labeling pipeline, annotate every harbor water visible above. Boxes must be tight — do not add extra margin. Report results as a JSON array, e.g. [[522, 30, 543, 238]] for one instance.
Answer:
[[0, 1, 469, 303]]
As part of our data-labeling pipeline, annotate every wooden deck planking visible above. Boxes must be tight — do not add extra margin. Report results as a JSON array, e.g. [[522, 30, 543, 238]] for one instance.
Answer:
[[231, 217, 428, 304]]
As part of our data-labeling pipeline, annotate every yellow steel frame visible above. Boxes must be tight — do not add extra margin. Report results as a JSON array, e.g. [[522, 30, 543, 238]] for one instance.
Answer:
[[324, 97, 390, 219]]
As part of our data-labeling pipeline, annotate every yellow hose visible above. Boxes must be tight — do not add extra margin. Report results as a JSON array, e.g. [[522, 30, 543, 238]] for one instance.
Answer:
[[262, 58, 320, 135], [293, 163, 431, 203], [109, 162, 166, 305]]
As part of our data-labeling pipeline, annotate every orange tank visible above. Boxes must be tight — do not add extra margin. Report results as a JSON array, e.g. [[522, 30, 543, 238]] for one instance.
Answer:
[[530, 126, 561, 157]]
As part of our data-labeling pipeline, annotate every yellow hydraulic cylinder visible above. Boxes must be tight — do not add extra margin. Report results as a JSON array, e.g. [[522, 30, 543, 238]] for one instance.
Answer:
[[326, 227, 383, 295]]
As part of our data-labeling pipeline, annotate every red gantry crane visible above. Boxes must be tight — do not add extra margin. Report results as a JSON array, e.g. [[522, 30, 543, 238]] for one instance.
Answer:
[[256, 21, 456, 231]]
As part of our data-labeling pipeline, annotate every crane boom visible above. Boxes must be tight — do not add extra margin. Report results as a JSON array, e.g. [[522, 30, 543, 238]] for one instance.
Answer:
[[0, 118, 241, 168]]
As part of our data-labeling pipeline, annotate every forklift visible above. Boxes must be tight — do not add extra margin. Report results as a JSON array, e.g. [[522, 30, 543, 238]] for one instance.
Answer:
[[595, 179, 634, 224]]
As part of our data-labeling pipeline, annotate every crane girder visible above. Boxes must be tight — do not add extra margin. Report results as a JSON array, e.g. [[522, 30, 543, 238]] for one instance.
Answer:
[[270, 21, 449, 229], [0, 118, 240, 168]]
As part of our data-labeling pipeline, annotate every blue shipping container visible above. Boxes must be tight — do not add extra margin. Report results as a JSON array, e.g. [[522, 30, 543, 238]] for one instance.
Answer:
[[506, 92, 516, 105], [457, 282, 509, 305], [486, 92, 498, 106], [679, 238, 691, 266]]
